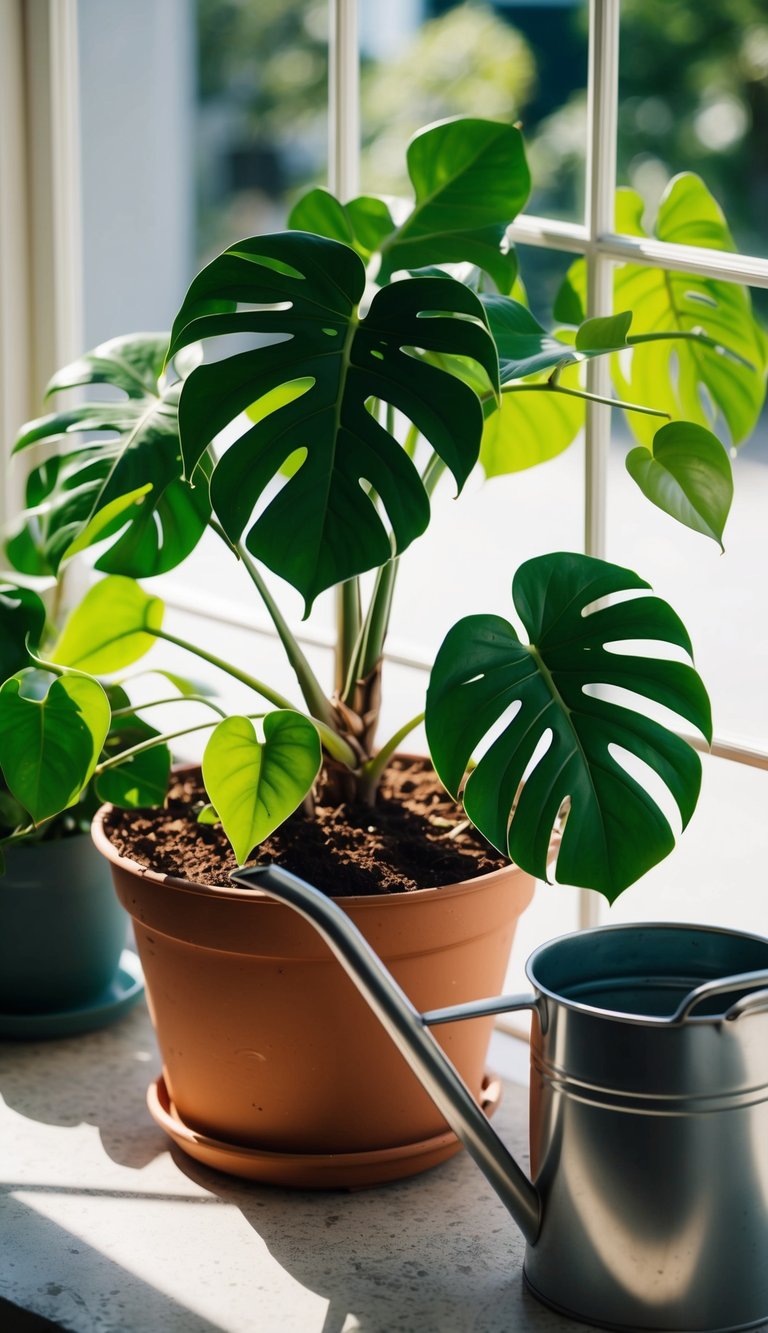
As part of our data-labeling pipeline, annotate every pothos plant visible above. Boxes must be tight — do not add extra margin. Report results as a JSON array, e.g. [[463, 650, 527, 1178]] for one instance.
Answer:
[[1, 118, 764, 901]]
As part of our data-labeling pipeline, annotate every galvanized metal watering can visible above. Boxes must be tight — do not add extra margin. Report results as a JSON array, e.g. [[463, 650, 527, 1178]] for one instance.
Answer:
[[232, 865, 768, 1333]]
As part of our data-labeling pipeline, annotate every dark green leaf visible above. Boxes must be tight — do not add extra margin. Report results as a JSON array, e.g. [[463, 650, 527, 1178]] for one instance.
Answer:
[[425, 552, 711, 902], [377, 119, 530, 289], [11, 334, 211, 578], [0, 583, 47, 681], [0, 669, 110, 823], [626, 421, 733, 548], [288, 188, 396, 263], [169, 231, 498, 610]]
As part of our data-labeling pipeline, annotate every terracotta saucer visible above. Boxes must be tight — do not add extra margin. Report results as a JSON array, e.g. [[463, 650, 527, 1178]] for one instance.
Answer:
[[147, 1070, 502, 1189]]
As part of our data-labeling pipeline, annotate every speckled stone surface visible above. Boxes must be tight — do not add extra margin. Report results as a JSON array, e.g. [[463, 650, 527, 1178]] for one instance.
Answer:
[[0, 994, 745, 1333]]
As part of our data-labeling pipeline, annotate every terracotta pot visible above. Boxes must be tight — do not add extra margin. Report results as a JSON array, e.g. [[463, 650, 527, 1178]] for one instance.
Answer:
[[0, 833, 128, 1014], [92, 786, 534, 1187]]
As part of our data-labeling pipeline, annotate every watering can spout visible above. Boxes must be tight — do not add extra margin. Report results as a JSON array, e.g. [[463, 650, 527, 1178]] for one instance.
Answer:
[[231, 863, 541, 1245]]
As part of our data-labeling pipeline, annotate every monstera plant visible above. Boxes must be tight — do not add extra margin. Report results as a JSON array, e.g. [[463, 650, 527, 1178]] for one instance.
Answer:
[[1, 116, 764, 902]]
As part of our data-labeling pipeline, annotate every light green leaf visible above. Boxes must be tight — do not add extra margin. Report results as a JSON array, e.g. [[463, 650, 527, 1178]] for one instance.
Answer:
[[169, 230, 498, 611], [626, 421, 733, 548], [425, 552, 711, 902], [378, 118, 530, 289], [52, 577, 164, 674], [480, 380, 583, 476], [0, 669, 110, 823], [202, 711, 322, 863], [556, 176, 767, 446]]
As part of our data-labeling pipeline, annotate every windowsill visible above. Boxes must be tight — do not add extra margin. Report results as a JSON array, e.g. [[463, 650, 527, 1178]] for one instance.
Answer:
[[0, 984, 596, 1333]]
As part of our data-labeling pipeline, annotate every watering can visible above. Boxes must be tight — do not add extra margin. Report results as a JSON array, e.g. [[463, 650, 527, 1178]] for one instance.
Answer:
[[231, 864, 768, 1333]]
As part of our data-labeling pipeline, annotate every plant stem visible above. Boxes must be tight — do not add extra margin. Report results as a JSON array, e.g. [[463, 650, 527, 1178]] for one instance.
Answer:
[[110, 695, 228, 719], [501, 381, 671, 420], [358, 711, 426, 800], [335, 579, 362, 696], [347, 557, 399, 694], [150, 627, 358, 766], [235, 542, 334, 725], [95, 716, 257, 773], [152, 628, 297, 710]]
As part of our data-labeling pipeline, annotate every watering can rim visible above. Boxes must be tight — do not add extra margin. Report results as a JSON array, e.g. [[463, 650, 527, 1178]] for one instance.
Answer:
[[525, 919, 768, 1028]]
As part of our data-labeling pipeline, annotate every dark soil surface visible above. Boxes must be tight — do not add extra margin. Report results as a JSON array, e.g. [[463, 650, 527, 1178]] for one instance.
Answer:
[[104, 755, 508, 896]]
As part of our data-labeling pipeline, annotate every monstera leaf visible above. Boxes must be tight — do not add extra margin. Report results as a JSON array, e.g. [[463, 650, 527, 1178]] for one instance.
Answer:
[[556, 176, 767, 448], [9, 334, 211, 579], [168, 230, 499, 611], [426, 553, 712, 902]]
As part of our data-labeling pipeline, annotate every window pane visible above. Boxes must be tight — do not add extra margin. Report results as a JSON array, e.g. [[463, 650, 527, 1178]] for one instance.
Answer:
[[618, 0, 768, 261], [360, 0, 588, 223]]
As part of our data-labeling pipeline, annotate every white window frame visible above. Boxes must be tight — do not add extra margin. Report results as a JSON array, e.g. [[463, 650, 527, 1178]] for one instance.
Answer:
[[0, 0, 82, 526]]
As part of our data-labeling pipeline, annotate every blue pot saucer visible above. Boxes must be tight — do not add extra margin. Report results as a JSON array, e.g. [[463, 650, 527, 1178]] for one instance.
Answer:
[[0, 950, 144, 1040]]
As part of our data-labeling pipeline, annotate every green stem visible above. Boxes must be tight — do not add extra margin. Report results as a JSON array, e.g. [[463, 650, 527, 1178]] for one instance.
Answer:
[[502, 381, 671, 420], [358, 711, 426, 799], [335, 580, 362, 696], [96, 716, 256, 773], [111, 695, 228, 719], [421, 453, 446, 497], [149, 631, 357, 768], [402, 421, 420, 460], [153, 628, 298, 711], [347, 557, 399, 695], [235, 542, 334, 726]]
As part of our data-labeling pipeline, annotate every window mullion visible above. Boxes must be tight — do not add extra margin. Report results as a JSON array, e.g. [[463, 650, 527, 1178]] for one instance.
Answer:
[[328, 0, 360, 200]]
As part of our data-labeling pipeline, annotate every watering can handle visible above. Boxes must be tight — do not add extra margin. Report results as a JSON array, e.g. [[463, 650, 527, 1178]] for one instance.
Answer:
[[230, 862, 542, 1246], [671, 969, 768, 1023]]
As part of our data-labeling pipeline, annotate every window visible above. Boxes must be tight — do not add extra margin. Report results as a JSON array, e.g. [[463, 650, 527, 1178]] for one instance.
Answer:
[[2, 0, 767, 995]]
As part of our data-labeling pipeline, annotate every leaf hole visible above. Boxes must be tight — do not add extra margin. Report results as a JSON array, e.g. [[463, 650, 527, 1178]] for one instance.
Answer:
[[602, 637, 691, 664], [684, 290, 717, 309], [471, 699, 524, 765], [607, 743, 682, 837], [370, 349, 384, 361], [231, 251, 305, 281], [581, 681, 697, 734], [580, 588, 650, 618]]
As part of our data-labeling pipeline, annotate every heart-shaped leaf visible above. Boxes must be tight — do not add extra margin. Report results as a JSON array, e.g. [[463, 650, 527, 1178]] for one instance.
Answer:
[[52, 577, 164, 675], [0, 583, 47, 681], [202, 711, 322, 863], [9, 334, 211, 578], [169, 230, 498, 611], [288, 188, 396, 264], [0, 669, 110, 824], [426, 552, 712, 902], [626, 421, 733, 547], [377, 119, 530, 290], [556, 176, 767, 447]]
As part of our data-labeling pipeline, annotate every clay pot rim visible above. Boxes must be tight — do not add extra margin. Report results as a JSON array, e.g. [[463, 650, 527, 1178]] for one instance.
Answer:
[[91, 802, 524, 909]]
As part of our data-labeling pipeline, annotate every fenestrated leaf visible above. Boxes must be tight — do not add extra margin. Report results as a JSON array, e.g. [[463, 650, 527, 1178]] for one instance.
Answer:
[[169, 230, 498, 611], [626, 421, 733, 548], [52, 576, 164, 675], [556, 176, 767, 447], [0, 669, 110, 824], [288, 188, 396, 263], [10, 333, 211, 578], [0, 582, 47, 681], [425, 552, 712, 902], [202, 711, 322, 863], [377, 119, 529, 290]]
